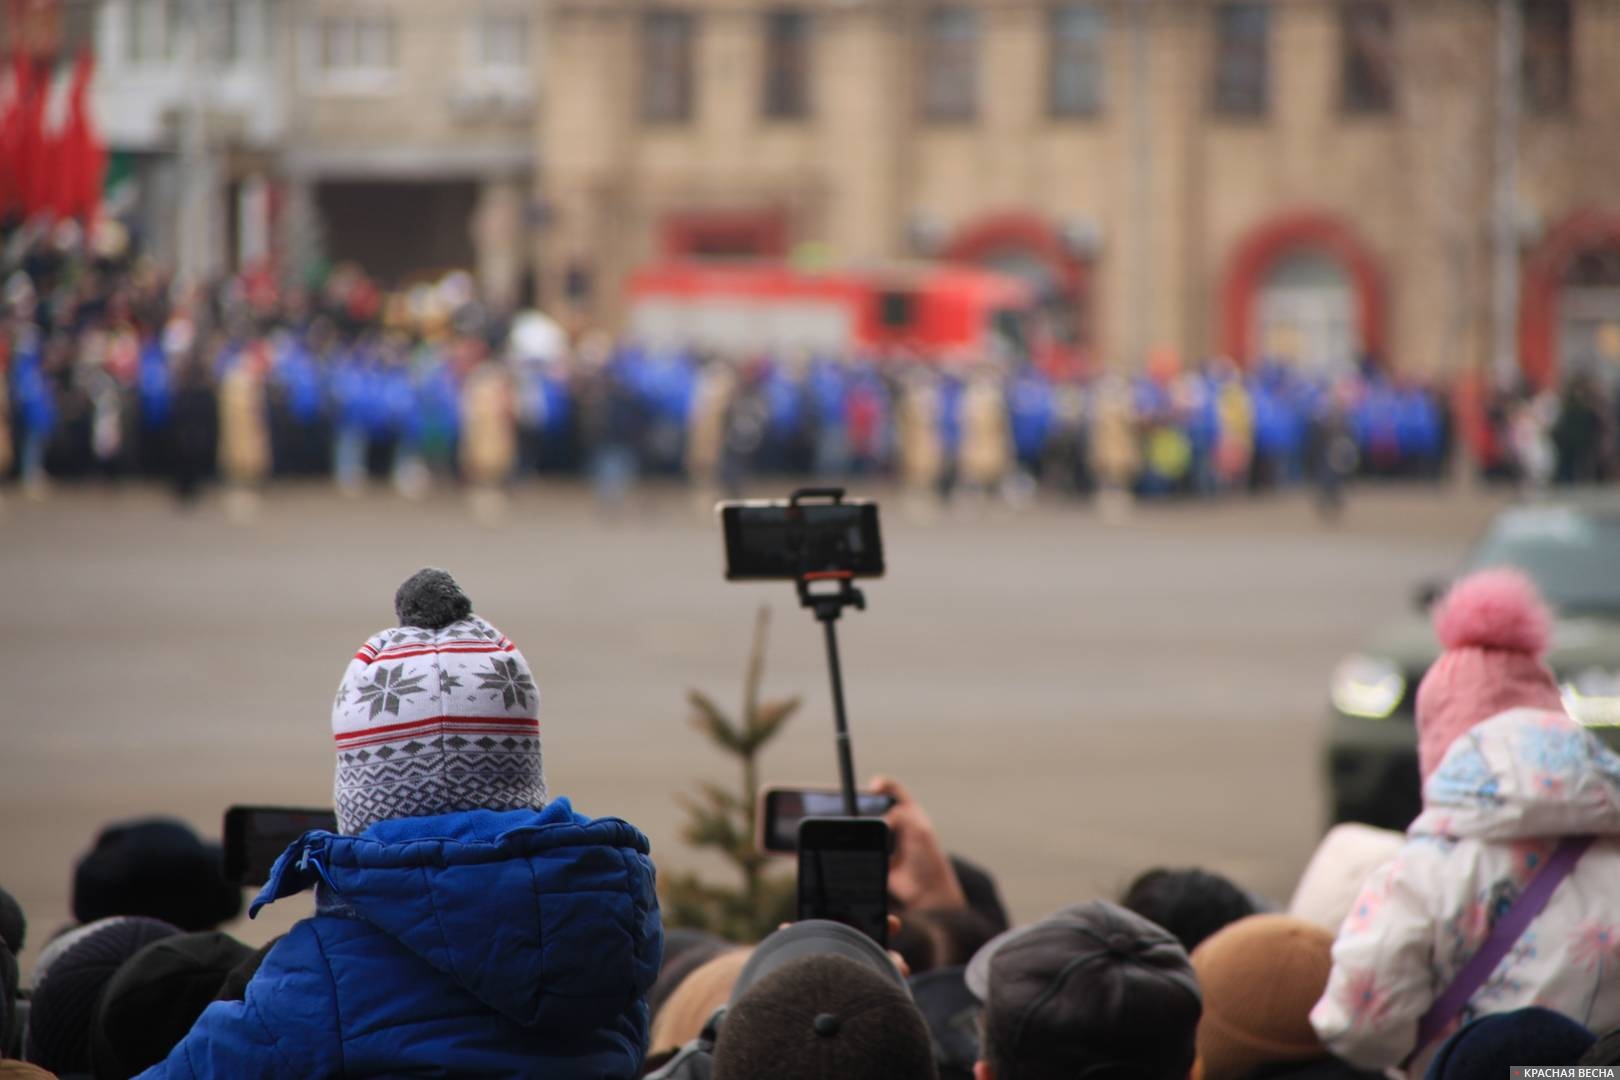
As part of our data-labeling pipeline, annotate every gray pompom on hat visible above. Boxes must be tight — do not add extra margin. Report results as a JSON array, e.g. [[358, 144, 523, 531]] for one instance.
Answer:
[[394, 568, 474, 630], [331, 569, 545, 835]]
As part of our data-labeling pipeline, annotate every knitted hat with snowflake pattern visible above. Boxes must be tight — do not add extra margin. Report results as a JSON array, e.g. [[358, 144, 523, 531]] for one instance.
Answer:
[[331, 568, 545, 835]]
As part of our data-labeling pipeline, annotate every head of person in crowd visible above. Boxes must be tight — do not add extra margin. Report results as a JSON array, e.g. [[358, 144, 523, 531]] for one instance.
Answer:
[[0, 888, 24, 1060], [712, 921, 936, 1080], [894, 908, 1003, 977], [26, 916, 179, 1076], [1286, 824, 1404, 933], [1191, 914, 1379, 1080], [909, 966, 983, 1080], [1414, 568, 1564, 783], [649, 948, 751, 1061], [135, 568, 662, 1080], [1424, 1008, 1595, 1080], [648, 929, 732, 1022], [967, 899, 1201, 1080], [1120, 867, 1261, 953], [71, 820, 241, 933], [90, 931, 252, 1080]]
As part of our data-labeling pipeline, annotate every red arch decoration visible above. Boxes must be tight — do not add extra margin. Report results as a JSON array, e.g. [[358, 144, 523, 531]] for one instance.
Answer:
[[1519, 209, 1620, 389], [943, 213, 1090, 300], [1219, 212, 1387, 366], [943, 213, 1091, 370]]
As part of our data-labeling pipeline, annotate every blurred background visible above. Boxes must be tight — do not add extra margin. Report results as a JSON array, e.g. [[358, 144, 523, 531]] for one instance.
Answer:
[[2, 0, 1619, 982]]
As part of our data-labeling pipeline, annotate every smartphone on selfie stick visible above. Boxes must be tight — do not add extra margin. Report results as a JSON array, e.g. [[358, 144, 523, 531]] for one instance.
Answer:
[[720, 488, 891, 945]]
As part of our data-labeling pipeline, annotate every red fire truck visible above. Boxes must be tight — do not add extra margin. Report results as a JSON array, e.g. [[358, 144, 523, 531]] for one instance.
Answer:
[[623, 260, 1041, 366]]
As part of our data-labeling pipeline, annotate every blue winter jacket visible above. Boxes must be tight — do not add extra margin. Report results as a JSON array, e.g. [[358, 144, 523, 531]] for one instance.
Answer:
[[135, 801, 663, 1079]]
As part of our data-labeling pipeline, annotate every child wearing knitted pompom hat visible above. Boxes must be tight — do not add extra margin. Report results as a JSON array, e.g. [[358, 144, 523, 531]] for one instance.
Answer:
[[139, 568, 663, 1080], [1413, 567, 1566, 783], [1310, 569, 1620, 1078]]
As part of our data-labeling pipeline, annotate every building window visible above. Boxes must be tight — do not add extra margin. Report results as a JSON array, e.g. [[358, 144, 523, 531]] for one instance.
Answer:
[[474, 10, 530, 74], [762, 9, 811, 120], [922, 7, 978, 122], [127, 0, 181, 64], [315, 15, 398, 78], [1340, 1, 1394, 113], [1212, 2, 1269, 117], [643, 9, 696, 123], [1522, 0, 1572, 115], [1048, 5, 1105, 118]]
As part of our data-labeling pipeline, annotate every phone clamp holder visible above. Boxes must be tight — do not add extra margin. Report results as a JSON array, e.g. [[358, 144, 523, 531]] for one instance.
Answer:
[[789, 487, 867, 818]]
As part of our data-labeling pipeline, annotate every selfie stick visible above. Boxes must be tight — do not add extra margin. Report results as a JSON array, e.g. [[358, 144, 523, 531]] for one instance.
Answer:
[[790, 487, 866, 818]]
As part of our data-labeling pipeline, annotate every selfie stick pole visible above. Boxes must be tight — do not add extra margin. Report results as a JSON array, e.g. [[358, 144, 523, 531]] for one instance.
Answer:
[[791, 488, 865, 818]]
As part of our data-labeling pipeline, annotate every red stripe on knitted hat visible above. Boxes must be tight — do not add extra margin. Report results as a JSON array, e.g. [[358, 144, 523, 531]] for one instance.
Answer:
[[335, 714, 539, 745], [337, 724, 542, 751], [352, 644, 516, 664]]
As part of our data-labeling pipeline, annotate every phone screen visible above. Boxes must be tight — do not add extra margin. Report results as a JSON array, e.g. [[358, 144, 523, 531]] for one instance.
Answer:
[[721, 501, 884, 581], [762, 789, 896, 853], [223, 806, 338, 886], [797, 817, 891, 947]]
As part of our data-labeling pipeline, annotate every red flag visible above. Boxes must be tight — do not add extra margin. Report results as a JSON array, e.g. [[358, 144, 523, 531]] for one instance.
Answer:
[[53, 49, 101, 220], [0, 51, 31, 219], [17, 54, 50, 218]]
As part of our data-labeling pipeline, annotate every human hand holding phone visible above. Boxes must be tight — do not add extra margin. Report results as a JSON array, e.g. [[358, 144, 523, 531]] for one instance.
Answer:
[[871, 775, 967, 912]]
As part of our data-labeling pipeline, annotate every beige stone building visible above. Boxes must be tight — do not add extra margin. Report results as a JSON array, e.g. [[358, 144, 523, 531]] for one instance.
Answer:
[[540, 0, 1620, 385], [284, 0, 543, 306]]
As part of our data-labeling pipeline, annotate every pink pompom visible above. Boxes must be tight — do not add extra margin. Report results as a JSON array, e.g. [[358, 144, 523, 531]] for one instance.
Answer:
[[1433, 568, 1553, 656]]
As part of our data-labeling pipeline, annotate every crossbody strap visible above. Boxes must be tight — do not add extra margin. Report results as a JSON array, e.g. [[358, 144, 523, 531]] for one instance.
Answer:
[[1403, 834, 1595, 1068]]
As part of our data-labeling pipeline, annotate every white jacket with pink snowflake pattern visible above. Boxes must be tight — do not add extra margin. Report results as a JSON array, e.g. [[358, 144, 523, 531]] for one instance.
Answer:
[[1310, 708, 1620, 1077]]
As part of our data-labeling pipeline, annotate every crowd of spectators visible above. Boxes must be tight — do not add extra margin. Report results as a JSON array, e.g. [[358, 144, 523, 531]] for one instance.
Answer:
[[4, 564, 1620, 1079], [7, 227, 1617, 512]]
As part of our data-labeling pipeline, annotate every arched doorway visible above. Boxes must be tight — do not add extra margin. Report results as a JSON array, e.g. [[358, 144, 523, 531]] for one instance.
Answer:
[[1521, 211, 1620, 389], [1253, 250, 1358, 375], [943, 214, 1091, 363], [1220, 213, 1386, 369]]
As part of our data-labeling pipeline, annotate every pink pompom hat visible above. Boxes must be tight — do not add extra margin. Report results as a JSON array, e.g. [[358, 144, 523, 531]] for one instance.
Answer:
[[1414, 567, 1565, 783]]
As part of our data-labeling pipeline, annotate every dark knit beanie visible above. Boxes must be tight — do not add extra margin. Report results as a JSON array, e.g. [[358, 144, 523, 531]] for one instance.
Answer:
[[90, 931, 253, 1079], [214, 936, 280, 1004], [26, 916, 180, 1076], [1424, 1007, 1595, 1080], [713, 953, 937, 1080], [0, 888, 26, 955], [73, 820, 242, 932]]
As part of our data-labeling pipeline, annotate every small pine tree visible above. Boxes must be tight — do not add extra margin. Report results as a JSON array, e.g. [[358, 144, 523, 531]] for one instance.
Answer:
[[661, 606, 801, 941]]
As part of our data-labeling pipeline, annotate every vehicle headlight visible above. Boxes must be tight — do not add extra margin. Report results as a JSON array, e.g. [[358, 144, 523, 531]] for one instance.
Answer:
[[1331, 655, 1407, 719], [1561, 668, 1620, 727]]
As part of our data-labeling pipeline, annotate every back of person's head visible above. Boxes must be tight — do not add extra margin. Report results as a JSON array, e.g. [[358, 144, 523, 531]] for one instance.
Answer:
[[966, 899, 1200, 1080], [648, 929, 732, 1021], [649, 949, 750, 1059], [1120, 867, 1260, 953], [713, 954, 936, 1080], [1190, 914, 1335, 1080], [1425, 1007, 1595, 1079], [899, 909, 1003, 976], [26, 917, 179, 1076], [90, 930, 253, 1079], [331, 568, 545, 834], [0, 887, 23, 1060], [0, 1062, 58, 1079], [72, 820, 241, 932]]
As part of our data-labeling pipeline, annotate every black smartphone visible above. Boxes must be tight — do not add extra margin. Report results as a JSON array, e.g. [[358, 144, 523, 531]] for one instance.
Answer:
[[797, 817, 892, 947], [758, 786, 897, 854], [223, 806, 338, 886], [719, 498, 884, 581]]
